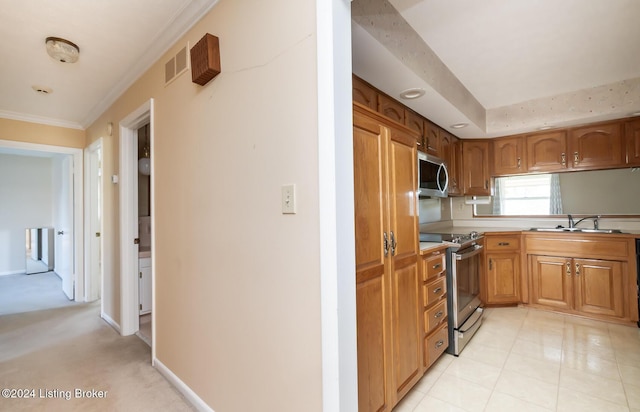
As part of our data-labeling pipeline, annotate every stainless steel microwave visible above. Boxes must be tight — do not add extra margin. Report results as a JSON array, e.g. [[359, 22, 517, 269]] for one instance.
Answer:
[[418, 152, 449, 197]]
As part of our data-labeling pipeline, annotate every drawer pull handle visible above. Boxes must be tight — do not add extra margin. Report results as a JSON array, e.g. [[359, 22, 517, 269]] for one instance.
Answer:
[[566, 261, 571, 276], [434, 311, 444, 318], [497, 242, 510, 246], [433, 287, 442, 294], [435, 340, 444, 348], [433, 263, 441, 269]]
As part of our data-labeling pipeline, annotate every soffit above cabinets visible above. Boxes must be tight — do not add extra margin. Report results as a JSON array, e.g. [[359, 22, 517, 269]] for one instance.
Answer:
[[352, 0, 640, 138]]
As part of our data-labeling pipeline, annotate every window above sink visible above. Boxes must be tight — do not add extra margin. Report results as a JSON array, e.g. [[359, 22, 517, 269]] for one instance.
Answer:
[[475, 168, 640, 217]]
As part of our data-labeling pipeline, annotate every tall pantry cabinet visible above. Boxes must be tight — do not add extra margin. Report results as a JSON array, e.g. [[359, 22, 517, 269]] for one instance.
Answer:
[[353, 104, 422, 412]]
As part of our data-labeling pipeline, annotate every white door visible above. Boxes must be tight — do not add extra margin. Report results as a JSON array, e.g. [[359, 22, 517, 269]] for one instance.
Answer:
[[88, 144, 102, 301], [54, 155, 74, 300]]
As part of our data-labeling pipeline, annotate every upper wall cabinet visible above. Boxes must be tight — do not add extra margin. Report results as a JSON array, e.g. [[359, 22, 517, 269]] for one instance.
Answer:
[[492, 136, 526, 176], [352, 75, 377, 111], [405, 109, 425, 149], [423, 120, 440, 157], [625, 119, 640, 166], [569, 122, 624, 170], [378, 94, 405, 124], [462, 140, 491, 196], [526, 131, 569, 173], [439, 130, 453, 167]]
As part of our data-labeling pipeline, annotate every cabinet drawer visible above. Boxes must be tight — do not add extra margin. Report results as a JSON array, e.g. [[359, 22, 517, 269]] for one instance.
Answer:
[[424, 322, 448, 368], [423, 276, 446, 307], [424, 300, 447, 334], [486, 235, 520, 251], [423, 253, 445, 281]]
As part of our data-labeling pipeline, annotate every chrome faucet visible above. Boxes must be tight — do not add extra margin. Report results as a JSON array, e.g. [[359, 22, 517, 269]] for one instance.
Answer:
[[568, 214, 601, 229]]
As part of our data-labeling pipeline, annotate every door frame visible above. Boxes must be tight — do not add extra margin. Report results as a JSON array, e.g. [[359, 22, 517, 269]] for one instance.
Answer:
[[84, 138, 103, 304], [0, 139, 84, 300], [119, 99, 154, 342]]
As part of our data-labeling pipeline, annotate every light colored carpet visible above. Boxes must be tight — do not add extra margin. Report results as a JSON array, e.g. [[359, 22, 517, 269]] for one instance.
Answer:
[[0, 302, 194, 411], [0, 272, 77, 315]]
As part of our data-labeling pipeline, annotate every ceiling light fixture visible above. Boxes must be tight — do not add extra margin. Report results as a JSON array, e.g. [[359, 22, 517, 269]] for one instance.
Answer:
[[32, 85, 52, 94], [629, 111, 640, 117], [45, 37, 80, 63], [538, 125, 555, 131], [450, 123, 468, 129], [399, 88, 425, 100]]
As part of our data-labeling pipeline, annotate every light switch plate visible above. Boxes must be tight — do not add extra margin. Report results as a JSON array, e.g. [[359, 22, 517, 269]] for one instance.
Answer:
[[281, 184, 296, 214]]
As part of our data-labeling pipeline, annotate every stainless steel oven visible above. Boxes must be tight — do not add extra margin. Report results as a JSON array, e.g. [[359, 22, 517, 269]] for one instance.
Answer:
[[447, 237, 484, 356], [420, 231, 485, 356]]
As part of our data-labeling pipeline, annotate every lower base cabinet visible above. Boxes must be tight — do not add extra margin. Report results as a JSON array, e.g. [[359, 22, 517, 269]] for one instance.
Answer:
[[484, 234, 522, 305], [420, 247, 449, 369], [529, 254, 625, 320]]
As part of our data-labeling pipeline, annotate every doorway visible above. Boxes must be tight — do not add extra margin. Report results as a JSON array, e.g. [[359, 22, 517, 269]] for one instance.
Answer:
[[0, 139, 84, 302], [118, 99, 155, 357]]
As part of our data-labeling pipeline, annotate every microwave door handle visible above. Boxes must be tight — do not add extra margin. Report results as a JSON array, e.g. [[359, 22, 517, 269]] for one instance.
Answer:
[[437, 163, 449, 192]]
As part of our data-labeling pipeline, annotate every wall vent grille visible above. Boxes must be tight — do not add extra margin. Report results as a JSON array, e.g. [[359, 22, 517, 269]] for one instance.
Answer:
[[164, 44, 190, 86]]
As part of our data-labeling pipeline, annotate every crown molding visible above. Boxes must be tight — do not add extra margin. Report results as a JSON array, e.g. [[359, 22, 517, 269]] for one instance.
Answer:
[[0, 110, 84, 130]]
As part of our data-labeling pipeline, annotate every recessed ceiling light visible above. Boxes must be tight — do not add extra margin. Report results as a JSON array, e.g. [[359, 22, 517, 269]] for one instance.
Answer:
[[450, 123, 468, 129], [32, 85, 52, 94], [45, 37, 80, 63], [399, 88, 425, 100]]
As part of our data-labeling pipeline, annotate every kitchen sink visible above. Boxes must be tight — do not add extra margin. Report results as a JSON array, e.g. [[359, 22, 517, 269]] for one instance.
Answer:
[[529, 227, 625, 234]]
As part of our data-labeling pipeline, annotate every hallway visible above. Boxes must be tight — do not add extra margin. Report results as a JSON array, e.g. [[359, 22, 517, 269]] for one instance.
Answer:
[[0, 302, 193, 411]]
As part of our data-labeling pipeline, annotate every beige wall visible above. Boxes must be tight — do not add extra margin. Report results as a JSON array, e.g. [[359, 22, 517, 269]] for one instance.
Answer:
[[0, 118, 85, 148], [86, 0, 323, 410]]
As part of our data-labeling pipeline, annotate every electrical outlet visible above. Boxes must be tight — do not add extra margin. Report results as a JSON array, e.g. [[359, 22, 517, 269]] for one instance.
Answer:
[[281, 184, 296, 214]]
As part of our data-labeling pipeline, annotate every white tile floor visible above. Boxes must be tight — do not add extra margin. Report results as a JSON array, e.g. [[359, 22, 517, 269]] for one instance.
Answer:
[[394, 307, 640, 412]]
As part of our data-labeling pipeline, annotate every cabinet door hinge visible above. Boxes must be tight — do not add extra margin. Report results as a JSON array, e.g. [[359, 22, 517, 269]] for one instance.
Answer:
[[139, 272, 142, 279], [139, 304, 142, 310]]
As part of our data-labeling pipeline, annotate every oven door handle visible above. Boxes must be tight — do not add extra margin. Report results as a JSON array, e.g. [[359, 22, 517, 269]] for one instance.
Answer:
[[454, 244, 483, 260]]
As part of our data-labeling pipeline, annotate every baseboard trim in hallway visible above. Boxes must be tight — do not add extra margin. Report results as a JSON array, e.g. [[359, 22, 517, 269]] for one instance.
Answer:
[[155, 358, 213, 412], [100, 311, 121, 333]]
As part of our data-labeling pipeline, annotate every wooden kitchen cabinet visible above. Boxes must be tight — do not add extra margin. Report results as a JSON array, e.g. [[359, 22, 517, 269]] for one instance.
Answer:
[[492, 136, 526, 176], [353, 104, 421, 412], [526, 131, 568, 172], [405, 109, 425, 150], [352, 75, 377, 111], [377, 94, 405, 124], [423, 120, 440, 156], [525, 233, 635, 324], [569, 122, 624, 170], [439, 130, 453, 166], [529, 255, 624, 318], [462, 140, 491, 195], [574, 258, 624, 318], [484, 234, 522, 305], [529, 255, 573, 311], [419, 246, 448, 370], [448, 138, 463, 196], [625, 119, 640, 166]]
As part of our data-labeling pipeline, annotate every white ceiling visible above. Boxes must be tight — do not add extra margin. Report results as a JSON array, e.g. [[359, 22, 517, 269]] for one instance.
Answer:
[[0, 0, 218, 130], [352, 0, 640, 138], [1, 1, 638, 139]]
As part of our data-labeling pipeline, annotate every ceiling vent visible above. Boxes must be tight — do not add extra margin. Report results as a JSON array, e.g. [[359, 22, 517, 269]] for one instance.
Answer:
[[165, 44, 190, 86]]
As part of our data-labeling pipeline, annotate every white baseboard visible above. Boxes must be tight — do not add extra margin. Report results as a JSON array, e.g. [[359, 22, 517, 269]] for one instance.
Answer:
[[100, 312, 121, 334], [154, 358, 213, 412], [0, 270, 26, 276]]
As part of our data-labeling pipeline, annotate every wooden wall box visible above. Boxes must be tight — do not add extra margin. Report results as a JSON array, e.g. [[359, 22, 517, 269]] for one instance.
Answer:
[[190, 33, 221, 86]]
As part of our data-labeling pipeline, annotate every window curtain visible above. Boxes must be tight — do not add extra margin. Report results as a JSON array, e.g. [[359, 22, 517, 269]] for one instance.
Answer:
[[549, 173, 563, 214], [492, 177, 504, 214]]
